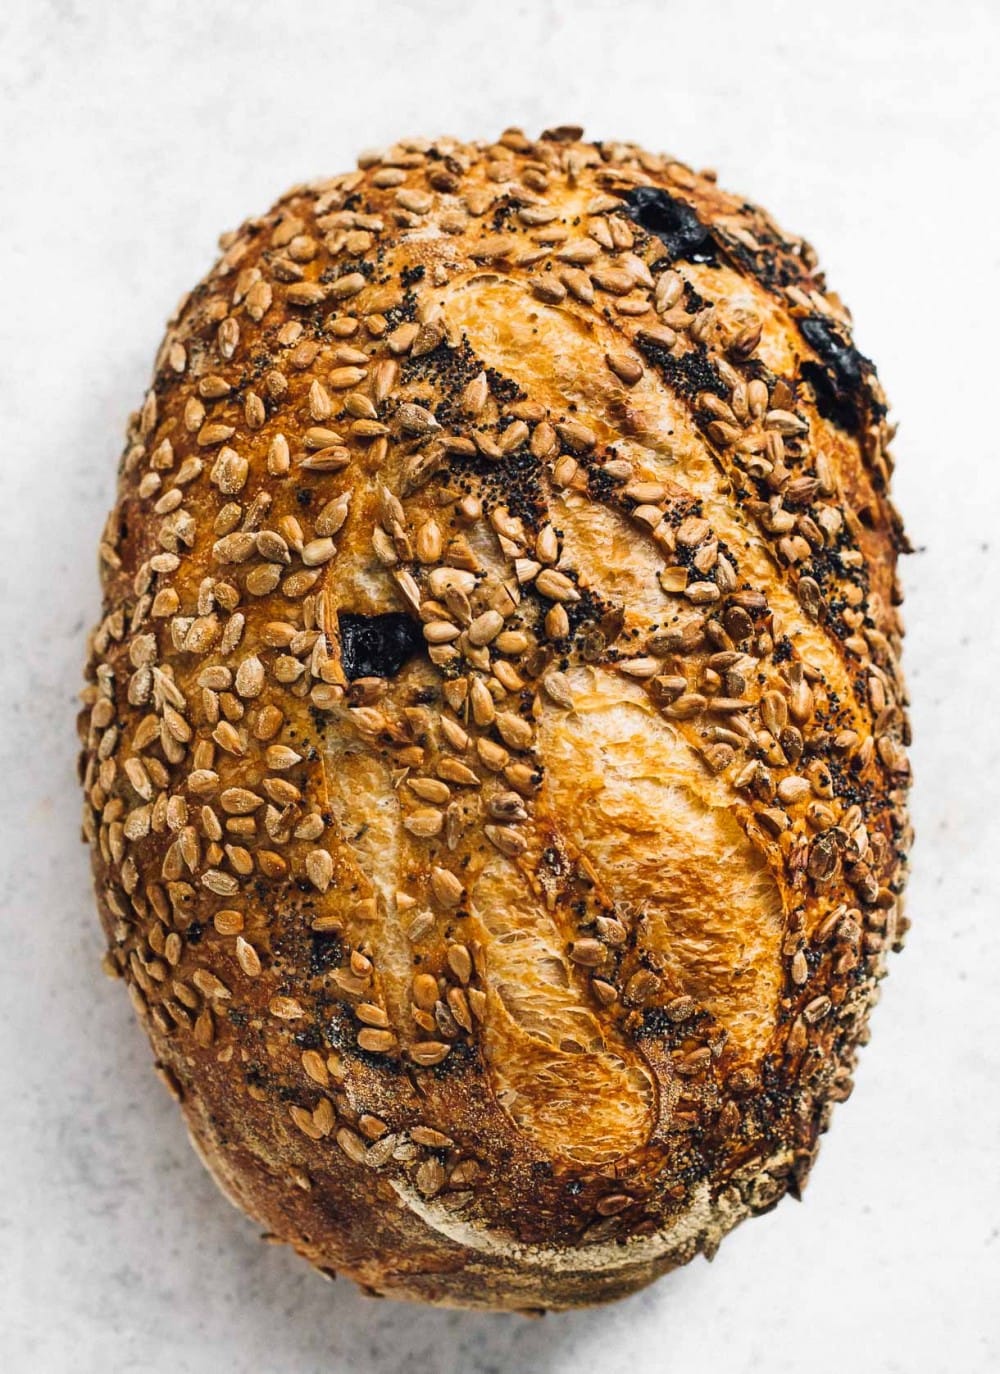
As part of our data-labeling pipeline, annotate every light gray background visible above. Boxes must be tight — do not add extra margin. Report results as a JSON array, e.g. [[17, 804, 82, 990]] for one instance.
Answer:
[[2, 2, 998, 1370]]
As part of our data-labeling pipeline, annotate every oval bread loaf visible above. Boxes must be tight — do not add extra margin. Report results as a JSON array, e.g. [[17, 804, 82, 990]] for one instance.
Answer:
[[80, 127, 912, 1310]]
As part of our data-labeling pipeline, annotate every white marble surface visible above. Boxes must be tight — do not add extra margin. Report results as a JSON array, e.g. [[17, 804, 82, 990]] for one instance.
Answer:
[[2, 1, 998, 1370]]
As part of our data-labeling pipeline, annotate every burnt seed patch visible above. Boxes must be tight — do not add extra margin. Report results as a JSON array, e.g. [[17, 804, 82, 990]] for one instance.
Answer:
[[338, 612, 424, 680], [620, 186, 716, 264]]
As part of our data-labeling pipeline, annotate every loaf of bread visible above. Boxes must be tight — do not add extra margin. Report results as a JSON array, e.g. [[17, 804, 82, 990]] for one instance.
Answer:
[[79, 127, 911, 1310]]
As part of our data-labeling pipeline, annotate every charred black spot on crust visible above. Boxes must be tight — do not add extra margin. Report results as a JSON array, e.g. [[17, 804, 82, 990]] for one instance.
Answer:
[[799, 360, 859, 430], [620, 186, 716, 263], [338, 612, 424, 681], [798, 315, 880, 432]]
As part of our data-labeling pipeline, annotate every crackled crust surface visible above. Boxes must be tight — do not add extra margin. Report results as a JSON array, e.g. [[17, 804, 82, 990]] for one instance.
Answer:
[[80, 127, 912, 1310]]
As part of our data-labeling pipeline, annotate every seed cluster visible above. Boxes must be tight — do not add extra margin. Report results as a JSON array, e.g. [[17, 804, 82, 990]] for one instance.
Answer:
[[80, 126, 910, 1307]]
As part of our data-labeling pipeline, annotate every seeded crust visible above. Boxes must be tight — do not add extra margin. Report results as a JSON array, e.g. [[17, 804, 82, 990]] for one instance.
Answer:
[[79, 127, 912, 1311]]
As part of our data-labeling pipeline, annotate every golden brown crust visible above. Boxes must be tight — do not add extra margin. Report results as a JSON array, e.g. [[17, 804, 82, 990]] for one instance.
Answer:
[[79, 127, 912, 1310]]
